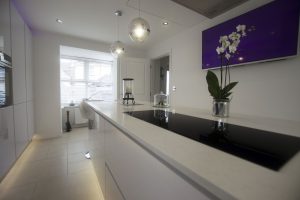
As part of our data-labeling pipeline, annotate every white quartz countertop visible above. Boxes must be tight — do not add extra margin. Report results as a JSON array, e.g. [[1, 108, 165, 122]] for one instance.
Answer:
[[85, 101, 300, 200]]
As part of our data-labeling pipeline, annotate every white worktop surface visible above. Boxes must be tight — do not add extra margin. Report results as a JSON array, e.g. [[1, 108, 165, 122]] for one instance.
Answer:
[[85, 101, 300, 200]]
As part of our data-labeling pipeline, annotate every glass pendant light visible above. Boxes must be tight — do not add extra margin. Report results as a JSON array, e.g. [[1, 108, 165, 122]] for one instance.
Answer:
[[129, 0, 150, 42], [111, 10, 125, 57]]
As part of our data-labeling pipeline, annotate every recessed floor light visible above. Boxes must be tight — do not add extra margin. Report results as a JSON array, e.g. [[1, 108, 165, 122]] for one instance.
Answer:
[[56, 18, 63, 24], [85, 152, 91, 159]]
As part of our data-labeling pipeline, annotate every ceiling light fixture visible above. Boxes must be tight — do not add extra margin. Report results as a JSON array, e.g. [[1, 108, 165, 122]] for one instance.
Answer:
[[163, 22, 168, 25], [56, 18, 63, 24], [110, 10, 125, 57], [129, 0, 150, 42]]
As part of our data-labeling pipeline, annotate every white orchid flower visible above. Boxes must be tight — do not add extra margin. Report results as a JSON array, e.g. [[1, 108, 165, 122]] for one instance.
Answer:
[[225, 52, 231, 60], [237, 25, 247, 37], [229, 45, 237, 53], [219, 35, 228, 43], [216, 24, 247, 60], [229, 32, 241, 41], [216, 46, 225, 54], [222, 40, 230, 48], [232, 40, 240, 47], [236, 25, 246, 32]]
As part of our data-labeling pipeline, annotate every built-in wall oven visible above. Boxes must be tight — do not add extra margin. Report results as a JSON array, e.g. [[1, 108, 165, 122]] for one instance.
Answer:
[[0, 52, 12, 108]]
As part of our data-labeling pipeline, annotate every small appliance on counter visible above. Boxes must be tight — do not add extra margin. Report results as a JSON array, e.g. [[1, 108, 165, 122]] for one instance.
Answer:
[[153, 92, 169, 108], [122, 78, 135, 104]]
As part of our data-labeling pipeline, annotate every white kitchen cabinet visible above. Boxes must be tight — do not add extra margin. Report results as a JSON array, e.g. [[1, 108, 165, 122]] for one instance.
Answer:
[[10, 1, 27, 104], [26, 101, 34, 140], [13, 102, 28, 157], [25, 24, 33, 101], [91, 114, 106, 194], [104, 121, 212, 200], [0, 0, 11, 56], [105, 165, 125, 200], [0, 106, 16, 180]]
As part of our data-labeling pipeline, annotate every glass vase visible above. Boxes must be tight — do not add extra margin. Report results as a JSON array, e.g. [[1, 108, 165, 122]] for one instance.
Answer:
[[212, 99, 230, 117]]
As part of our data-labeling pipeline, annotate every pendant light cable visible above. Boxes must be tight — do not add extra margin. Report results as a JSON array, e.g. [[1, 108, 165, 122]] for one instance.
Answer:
[[117, 13, 119, 40], [138, 0, 141, 17]]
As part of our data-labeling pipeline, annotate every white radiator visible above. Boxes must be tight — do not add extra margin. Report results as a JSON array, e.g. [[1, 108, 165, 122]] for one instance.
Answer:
[[74, 107, 88, 124]]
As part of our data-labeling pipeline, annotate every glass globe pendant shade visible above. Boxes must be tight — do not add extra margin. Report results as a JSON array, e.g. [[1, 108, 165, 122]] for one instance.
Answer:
[[110, 41, 125, 57], [129, 17, 150, 42]]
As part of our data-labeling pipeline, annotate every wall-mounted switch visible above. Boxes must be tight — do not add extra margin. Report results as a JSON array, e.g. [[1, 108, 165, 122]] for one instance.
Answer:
[[172, 86, 176, 91]]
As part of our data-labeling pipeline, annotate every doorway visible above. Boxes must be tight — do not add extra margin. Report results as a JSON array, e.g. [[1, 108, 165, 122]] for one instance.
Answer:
[[150, 55, 170, 102]]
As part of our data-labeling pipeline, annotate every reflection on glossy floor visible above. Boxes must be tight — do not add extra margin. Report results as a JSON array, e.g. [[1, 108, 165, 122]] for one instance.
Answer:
[[0, 128, 104, 200]]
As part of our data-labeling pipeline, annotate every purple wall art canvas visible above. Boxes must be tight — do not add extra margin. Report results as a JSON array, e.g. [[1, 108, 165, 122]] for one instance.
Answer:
[[202, 0, 300, 69]]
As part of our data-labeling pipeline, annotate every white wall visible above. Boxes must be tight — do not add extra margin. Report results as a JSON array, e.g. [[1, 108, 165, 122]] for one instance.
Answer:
[[147, 0, 300, 122], [33, 31, 146, 139]]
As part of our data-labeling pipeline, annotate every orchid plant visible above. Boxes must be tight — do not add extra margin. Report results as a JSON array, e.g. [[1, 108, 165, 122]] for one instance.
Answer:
[[206, 24, 247, 101]]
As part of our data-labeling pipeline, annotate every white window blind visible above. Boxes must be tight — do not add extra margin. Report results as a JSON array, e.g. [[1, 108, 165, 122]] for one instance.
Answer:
[[60, 57, 113, 104]]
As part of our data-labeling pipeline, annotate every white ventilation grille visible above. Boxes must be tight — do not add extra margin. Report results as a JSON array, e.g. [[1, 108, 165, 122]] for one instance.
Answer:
[[171, 0, 249, 18]]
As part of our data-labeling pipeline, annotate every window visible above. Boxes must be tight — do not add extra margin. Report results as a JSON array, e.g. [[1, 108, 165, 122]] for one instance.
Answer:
[[60, 57, 114, 104]]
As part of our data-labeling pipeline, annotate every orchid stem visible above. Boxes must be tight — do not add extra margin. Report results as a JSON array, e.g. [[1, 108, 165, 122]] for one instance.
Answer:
[[220, 55, 223, 89]]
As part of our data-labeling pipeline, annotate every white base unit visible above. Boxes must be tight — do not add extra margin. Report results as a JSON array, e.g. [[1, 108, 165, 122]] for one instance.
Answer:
[[90, 114, 105, 193], [0, 106, 16, 180], [105, 164, 125, 200], [93, 113, 213, 200]]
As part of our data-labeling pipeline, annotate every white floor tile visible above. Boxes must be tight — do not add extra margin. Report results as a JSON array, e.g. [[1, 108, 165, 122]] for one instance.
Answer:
[[0, 127, 104, 200]]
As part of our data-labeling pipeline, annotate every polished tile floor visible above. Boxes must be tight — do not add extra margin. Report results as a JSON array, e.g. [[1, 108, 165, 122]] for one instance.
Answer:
[[0, 128, 104, 200]]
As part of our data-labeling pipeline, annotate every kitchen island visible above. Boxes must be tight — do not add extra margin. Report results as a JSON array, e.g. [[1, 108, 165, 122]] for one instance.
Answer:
[[85, 101, 300, 200]]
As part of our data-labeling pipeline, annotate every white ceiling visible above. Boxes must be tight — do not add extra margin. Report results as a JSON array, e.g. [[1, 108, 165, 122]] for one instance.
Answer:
[[14, 0, 208, 50]]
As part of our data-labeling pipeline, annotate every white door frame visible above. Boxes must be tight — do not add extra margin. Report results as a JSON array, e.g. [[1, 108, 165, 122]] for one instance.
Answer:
[[149, 52, 172, 103]]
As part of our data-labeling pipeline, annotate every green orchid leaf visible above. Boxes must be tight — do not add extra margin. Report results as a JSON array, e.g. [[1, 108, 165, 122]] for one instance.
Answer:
[[222, 82, 238, 96], [223, 92, 232, 98], [206, 70, 221, 98], [208, 85, 219, 98], [206, 70, 219, 88]]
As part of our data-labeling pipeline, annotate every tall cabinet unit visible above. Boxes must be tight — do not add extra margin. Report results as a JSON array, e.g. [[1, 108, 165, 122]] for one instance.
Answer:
[[0, 0, 15, 180], [25, 25, 34, 140], [10, 1, 28, 157], [10, 1, 34, 157], [0, 0, 34, 181], [0, 0, 11, 56]]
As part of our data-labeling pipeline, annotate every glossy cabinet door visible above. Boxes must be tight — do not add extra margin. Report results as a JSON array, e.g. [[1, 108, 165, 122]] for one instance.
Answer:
[[10, 1, 27, 104], [0, 106, 16, 180], [91, 114, 106, 194], [104, 123, 212, 200], [13, 103, 28, 157], [25, 24, 33, 102], [0, 0, 11, 56], [26, 101, 34, 141], [25, 23, 34, 140], [105, 165, 125, 200]]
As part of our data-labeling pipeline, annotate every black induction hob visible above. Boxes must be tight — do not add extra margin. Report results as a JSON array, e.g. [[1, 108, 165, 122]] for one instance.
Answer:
[[125, 110, 300, 171]]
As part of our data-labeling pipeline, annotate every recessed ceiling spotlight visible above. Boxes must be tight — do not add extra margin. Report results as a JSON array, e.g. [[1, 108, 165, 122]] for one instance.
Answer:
[[162, 21, 169, 26], [56, 18, 63, 24]]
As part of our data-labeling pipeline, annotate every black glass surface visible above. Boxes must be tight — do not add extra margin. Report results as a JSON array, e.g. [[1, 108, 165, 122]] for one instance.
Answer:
[[125, 110, 300, 170]]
